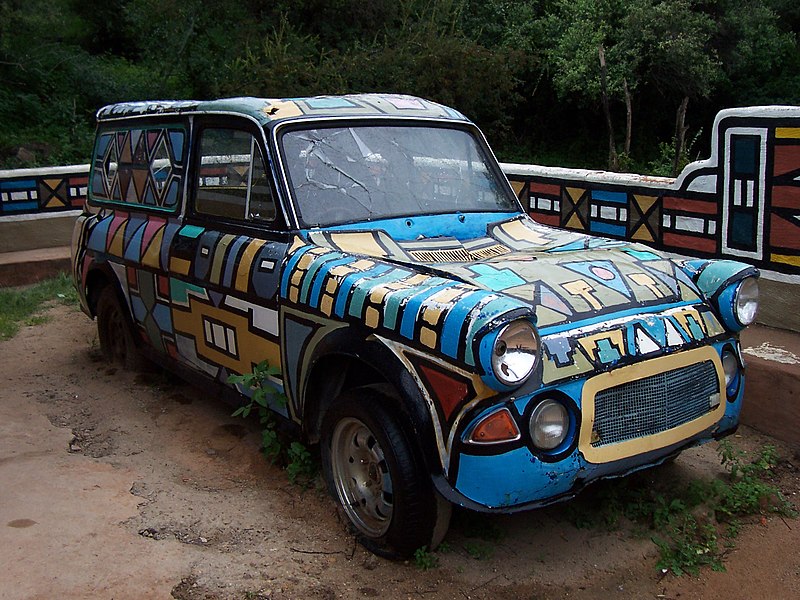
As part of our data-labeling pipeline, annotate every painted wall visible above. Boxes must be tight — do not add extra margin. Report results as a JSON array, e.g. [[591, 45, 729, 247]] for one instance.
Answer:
[[0, 164, 88, 216], [503, 106, 800, 277], [2, 106, 799, 277]]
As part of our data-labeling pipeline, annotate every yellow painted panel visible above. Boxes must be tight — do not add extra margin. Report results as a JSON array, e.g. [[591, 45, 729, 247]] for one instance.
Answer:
[[320, 294, 334, 316], [109, 222, 127, 257], [577, 329, 626, 362], [771, 253, 800, 267], [365, 307, 380, 328], [580, 347, 725, 464], [420, 327, 437, 348], [169, 257, 191, 276], [262, 100, 304, 119], [566, 187, 585, 203], [329, 232, 388, 257], [631, 224, 654, 242], [172, 297, 281, 374], [142, 228, 164, 269], [633, 194, 657, 213], [210, 234, 236, 285], [776, 127, 800, 139], [234, 239, 266, 292], [542, 343, 594, 384], [509, 180, 525, 198], [45, 196, 63, 208], [497, 218, 551, 245], [566, 213, 584, 230]]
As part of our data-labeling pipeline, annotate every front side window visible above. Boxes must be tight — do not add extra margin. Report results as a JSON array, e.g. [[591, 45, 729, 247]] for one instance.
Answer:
[[280, 124, 518, 227], [195, 128, 276, 222], [90, 126, 185, 210]]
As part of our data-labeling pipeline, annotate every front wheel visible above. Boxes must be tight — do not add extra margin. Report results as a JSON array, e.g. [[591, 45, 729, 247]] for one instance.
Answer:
[[321, 388, 451, 559]]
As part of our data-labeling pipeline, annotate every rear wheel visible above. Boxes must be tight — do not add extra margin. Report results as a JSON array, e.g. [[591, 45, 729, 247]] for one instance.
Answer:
[[321, 388, 451, 559], [96, 285, 145, 371]]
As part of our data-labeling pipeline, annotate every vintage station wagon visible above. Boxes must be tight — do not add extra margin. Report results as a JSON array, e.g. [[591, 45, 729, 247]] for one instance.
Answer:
[[72, 94, 759, 558]]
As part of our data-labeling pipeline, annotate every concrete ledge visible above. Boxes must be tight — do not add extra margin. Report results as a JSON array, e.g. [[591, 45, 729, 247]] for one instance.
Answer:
[[0, 212, 79, 253], [741, 325, 800, 447], [0, 247, 71, 286]]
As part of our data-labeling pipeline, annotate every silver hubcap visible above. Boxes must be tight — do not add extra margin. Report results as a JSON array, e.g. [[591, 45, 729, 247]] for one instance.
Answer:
[[330, 417, 393, 537]]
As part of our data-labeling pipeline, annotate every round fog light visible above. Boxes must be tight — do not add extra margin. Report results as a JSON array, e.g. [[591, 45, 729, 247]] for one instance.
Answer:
[[722, 350, 740, 397], [529, 400, 569, 450]]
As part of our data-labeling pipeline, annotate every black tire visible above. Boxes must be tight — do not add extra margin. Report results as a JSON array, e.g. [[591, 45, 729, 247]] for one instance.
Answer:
[[96, 285, 146, 371], [320, 387, 451, 559]]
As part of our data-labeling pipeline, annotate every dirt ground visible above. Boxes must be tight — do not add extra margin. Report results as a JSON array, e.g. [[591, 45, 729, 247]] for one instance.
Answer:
[[1, 303, 799, 600]]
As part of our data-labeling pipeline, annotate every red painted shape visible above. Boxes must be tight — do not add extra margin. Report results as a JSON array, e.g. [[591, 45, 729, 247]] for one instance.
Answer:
[[69, 176, 89, 186], [770, 214, 800, 250], [157, 274, 170, 298], [141, 217, 166, 253], [81, 254, 92, 288], [106, 212, 128, 247], [773, 144, 800, 178], [663, 231, 716, 254], [126, 265, 137, 287], [418, 364, 470, 421], [528, 182, 562, 197], [528, 212, 560, 226], [663, 196, 717, 215], [771, 185, 800, 209]]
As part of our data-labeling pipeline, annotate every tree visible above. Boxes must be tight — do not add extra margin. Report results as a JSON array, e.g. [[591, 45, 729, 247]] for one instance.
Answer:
[[533, 0, 641, 170]]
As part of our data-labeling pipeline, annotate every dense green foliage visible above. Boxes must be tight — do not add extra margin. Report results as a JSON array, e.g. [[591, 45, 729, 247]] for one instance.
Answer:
[[1, 0, 798, 172]]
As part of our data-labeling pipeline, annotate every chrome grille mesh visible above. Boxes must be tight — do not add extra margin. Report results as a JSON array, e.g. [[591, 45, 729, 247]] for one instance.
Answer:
[[591, 360, 719, 448]]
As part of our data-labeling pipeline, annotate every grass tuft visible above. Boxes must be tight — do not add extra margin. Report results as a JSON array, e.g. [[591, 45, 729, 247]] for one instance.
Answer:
[[0, 273, 78, 340]]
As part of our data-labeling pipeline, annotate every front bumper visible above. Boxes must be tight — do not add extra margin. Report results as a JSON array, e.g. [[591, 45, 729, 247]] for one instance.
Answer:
[[440, 342, 744, 511]]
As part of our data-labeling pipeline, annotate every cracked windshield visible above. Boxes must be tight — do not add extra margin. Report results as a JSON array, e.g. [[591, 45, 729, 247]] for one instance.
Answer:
[[281, 125, 518, 227]]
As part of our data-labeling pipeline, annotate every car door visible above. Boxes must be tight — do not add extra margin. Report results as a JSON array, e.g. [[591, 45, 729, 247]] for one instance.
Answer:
[[167, 117, 291, 411]]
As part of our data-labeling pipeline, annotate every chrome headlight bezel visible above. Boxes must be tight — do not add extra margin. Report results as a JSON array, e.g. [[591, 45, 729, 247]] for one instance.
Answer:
[[529, 399, 570, 451], [733, 277, 759, 327], [489, 319, 540, 388]]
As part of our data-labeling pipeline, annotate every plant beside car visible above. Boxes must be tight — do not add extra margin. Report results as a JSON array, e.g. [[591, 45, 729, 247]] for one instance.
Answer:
[[72, 94, 759, 558]]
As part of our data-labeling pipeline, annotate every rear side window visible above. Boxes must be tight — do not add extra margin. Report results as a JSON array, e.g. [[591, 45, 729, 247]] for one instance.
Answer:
[[195, 128, 276, 222], [90, 126, 186, 210]]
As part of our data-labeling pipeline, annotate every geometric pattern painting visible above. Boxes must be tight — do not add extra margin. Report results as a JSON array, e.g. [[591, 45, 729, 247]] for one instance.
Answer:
[[90, 126, 185, 210], [0, 167, 87, 215], [505, 106, 800, 276]]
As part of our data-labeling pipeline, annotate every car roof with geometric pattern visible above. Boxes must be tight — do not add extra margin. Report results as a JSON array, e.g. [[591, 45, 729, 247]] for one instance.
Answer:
[[96, 94, 470, 130]]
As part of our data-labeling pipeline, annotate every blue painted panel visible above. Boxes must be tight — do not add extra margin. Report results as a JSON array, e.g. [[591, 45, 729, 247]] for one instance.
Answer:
[[592, 190, 628, 204]]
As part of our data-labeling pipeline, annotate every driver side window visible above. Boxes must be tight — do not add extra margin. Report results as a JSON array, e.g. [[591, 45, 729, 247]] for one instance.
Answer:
[[195, 127, 276, 222]]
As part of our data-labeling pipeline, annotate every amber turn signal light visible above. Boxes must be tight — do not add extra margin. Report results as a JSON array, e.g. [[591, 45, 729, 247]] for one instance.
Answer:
[[469, 407, 521, 444]]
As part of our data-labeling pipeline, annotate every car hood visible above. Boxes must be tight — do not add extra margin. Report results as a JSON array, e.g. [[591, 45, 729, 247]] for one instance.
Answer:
[[303, 215, 703, 330]]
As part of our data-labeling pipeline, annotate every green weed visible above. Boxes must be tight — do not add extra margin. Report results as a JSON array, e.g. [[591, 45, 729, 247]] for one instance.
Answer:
[[565, 442, 796, 576], [228, 361, 317, 485], [0, 273, 78, 340], [413, 546, 439, 570], [464, 540, 494, 560], [286, 441, 317, 486]]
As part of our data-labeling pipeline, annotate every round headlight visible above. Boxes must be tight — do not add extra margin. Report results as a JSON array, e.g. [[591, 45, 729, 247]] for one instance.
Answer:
[[734, 277, 759, 326], [491, 320, 539, 386], [529, 400, 569, 450]]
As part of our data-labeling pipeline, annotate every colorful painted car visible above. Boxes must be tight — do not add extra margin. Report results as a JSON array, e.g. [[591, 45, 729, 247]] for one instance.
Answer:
[[71, 94, 759, 558]]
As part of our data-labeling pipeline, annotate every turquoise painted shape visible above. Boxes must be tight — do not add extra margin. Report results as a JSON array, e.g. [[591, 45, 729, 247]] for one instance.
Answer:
[[468, 264, 526, 291], [178, 224, 205, 239]]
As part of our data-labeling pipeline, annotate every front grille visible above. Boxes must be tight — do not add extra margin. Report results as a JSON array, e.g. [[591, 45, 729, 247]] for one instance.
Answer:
[[591, 360, 719, 448]]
